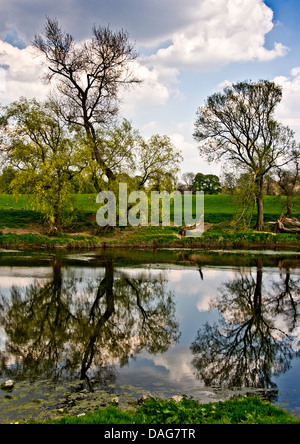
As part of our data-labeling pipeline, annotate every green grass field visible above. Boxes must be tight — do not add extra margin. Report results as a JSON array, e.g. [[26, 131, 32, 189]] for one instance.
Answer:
[[0, 194, 299, 249], [0, 194, 299, 228]]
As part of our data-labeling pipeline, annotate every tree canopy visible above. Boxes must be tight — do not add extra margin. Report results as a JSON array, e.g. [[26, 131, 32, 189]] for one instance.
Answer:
[[0, 98, 82, 230], [192, 173, 221, 195]]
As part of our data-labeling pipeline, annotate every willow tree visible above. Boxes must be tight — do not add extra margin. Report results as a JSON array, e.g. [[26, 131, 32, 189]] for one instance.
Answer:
[[0, 98, 83, 231], [33, 18, 140, 188], [194, 80, 298, 230]]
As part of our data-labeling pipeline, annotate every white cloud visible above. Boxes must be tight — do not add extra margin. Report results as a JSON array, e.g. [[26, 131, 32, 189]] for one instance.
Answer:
[[151, 347, 195, 383], [0, 0, 288, 115], [274, 69, 300, 138], [0, 39, 180, 129], [0, 40, 176, 111], [0, 68, 6, 94], [169, 133, 200, 174], [0, 41, 48, 104], [123, 62, 179, 109], [146, 0, 288, 71], [169, 130, 223, 175]]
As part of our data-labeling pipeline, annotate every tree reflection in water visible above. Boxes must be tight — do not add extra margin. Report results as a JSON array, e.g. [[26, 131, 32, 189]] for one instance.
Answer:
[[191, 258, 300, 398], [1, 251, 300, 403], [0, 257, 180, 387]]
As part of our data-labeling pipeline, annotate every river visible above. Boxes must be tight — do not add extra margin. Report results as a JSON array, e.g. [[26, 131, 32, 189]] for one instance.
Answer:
[[0, 248, 299, 423]]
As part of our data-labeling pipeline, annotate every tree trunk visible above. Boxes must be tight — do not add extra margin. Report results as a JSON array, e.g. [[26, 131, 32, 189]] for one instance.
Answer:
[[51, 199, 63, 234], [84, 121, 117, 192], [80, 259, 115, 380], [253, 258, 263, 314], [285, 196, 292, 218], [255, 178, 264, 231]]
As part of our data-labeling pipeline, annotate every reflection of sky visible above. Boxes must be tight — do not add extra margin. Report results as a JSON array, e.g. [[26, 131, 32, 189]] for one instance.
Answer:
[[166, 267, 229, 343], [115, 266, 229, 343], [0, 266, 51, 297], [116, 266, 236, 400], [1, 261, 300, 411]]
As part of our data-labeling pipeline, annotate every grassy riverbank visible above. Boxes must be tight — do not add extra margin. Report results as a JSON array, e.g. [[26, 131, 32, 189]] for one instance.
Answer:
[[32, 396, 300, 425], [0, 194, 299, 250], [0, 227, 299, 251]]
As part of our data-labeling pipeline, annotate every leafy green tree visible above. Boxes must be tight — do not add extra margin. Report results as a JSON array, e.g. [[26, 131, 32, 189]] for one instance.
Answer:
[[192, 173, 221, 194], [148, 171, 177, 193], [73, 118, 138, 193], [0, 166, 17, 193], [73, 120, 182, 196], [194, 80, 299, 230], [136, 134, 183, 189], [0, 98, 84, 231]]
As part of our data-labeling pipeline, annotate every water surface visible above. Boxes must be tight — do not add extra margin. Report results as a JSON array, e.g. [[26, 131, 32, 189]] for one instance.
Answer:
[[0, 249, 299, 422]]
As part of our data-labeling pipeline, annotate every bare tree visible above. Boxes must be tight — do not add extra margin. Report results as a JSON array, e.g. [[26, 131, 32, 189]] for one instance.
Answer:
[[181, 172, 195, 191], [33, 18, 141, 187], [221, 169, 238, 195]]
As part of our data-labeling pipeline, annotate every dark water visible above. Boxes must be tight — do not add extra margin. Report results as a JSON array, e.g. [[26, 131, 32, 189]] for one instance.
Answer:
[[0, 248, 300, 423]]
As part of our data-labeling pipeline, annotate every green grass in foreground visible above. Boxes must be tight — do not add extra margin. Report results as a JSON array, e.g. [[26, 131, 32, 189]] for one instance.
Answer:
[[32, 397, 300, 425]]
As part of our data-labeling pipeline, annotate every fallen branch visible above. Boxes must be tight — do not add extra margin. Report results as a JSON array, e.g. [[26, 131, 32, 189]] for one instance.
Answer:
[[269, 217, 300, 234], [282, 218, 300, 228]]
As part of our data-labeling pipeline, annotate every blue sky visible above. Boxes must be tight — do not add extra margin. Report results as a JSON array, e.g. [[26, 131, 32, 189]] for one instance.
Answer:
[[0, 0, 300, 175]]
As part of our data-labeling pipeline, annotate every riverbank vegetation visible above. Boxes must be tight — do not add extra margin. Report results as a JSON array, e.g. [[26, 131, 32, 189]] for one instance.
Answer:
[[0, 194, 298, 250], [0, 195, 298, 250], [32, 396, 300, 425]]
